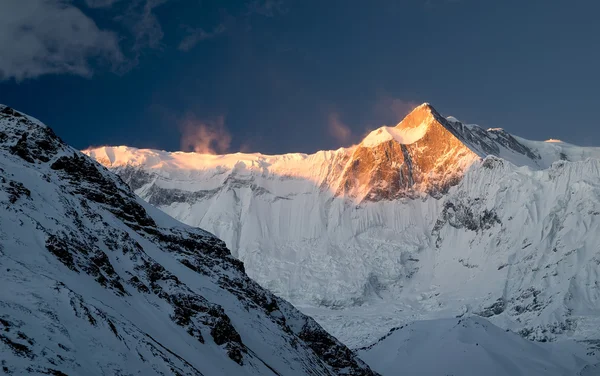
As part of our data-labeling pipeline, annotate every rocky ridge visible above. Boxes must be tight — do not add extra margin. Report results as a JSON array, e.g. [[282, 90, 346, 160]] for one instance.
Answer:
[[0, 104, 375, 375]]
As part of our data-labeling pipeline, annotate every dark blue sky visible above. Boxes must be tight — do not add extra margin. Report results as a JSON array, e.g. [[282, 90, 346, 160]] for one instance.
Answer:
[[1, 0, 599, 154]]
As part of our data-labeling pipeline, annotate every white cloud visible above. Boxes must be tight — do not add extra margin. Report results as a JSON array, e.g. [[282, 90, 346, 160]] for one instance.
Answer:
[[0, 0, 277, 80], [0, 0, 124, 81]]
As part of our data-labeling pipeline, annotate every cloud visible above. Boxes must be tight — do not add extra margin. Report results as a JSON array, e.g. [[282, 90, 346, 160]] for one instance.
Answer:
[[0, 0, 124, 81], [373, 97, 419, 125], [180, 114, 232, 154], [324, 97, 419, 148], [84, 0, 171, 54], [328, 113, 353, 145], [0, 0, 287, 81], [0, 0, 175, 81], [178, 24, 227, 52], [118, 0, 170, 52], [388, 98, 419, 120]]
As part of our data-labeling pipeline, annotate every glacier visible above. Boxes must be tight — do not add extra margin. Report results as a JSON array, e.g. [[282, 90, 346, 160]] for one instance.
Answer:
[[85, 103, 600, 351]]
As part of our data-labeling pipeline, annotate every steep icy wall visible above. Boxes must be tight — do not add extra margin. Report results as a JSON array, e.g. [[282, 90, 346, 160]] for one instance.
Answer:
[[422, 157, 600, 341], [85, 103, 600, 346]]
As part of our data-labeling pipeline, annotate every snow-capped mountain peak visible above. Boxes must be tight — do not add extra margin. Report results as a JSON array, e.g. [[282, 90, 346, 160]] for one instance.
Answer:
[[360, 103, 437, 148], [0, 104, 375, 375], [84, 102, 600, 203], [84, 103, 600, 351], [336, 103, 482, 200]]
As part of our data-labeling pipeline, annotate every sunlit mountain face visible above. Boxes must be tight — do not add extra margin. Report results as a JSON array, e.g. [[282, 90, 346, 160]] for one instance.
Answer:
[[86, 103, 600, 357], [3, 0, 600, 375]]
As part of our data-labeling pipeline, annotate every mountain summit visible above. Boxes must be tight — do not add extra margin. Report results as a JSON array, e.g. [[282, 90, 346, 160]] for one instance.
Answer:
[[336, 103, 481, 200]]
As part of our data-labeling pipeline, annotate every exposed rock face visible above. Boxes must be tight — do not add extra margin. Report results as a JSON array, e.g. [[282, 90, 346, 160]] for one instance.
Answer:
[[335, 104, 480, 201], [83, 103, 600, 349], [0, 105, 376, 376], [84, 103, 556, 205]]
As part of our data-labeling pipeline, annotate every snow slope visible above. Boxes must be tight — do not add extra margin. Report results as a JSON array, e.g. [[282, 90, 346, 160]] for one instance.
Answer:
[[84, 103, 600, 349], [0, 104, 375, 375], [358, 316, 600, 376], [361, 124, 429, 147]]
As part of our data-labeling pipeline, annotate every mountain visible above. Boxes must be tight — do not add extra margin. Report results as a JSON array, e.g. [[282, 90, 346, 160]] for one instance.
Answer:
[[334, 103, 480, 200], [358, 316, 600, 376], [0, 104, 375, 375], [84, 103, 600, 349]]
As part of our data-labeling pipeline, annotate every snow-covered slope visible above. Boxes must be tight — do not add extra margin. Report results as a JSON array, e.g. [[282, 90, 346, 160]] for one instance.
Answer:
[[358, 316, 600, 376], [84, 103, 600, 348], [0, 104, 375, 375]]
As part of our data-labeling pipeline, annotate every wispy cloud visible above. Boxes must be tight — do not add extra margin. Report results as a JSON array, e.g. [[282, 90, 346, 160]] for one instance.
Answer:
[[0, 0, 173, 81], [0, 0, 290, 81], [328, 112, 353, 145], [373, 97, 419, 125], [122, 0, 170, 52], [325, 97, 419, 147], [0, 0, 124, 81], [180, 114, 232, 154], [178, 24, 227, 52], [88, 0, 171, 53]]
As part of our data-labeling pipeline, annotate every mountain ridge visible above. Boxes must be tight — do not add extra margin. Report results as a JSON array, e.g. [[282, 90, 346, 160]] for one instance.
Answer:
[[83, 103, 600, 350], [0, 104, 375, 375], [85, 102, 600, 204], [85, 102, 599, 173]]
